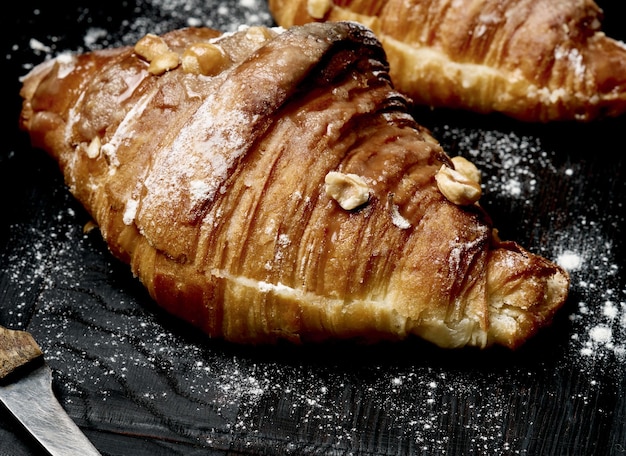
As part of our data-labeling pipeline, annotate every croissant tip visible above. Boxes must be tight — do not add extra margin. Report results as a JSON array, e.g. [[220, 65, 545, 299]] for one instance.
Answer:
[[487, 264, 570, 350]]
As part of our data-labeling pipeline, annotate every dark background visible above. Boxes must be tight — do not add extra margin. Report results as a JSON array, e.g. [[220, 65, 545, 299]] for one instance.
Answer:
[[2, 1, 625, 455]]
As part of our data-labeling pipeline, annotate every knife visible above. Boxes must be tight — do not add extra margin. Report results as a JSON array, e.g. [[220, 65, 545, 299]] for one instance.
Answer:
[[0, 324, 102, 456]]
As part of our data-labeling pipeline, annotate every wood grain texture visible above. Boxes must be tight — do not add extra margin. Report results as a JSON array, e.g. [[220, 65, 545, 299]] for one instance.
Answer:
[[2, 0, 625, 455]]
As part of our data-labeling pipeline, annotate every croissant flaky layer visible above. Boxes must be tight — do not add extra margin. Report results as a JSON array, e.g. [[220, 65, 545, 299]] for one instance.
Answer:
[[19, 22, 569, 349], [269, 0, 626, 122]]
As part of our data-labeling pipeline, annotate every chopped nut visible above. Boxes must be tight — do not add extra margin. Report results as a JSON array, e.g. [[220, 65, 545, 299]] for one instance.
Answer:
[[147, 51, 180, 75], [182, 42, 230, 76], [134, 34, 180, 75], [325, 171, 370, 210], [450, 156, 481, 185], [134, 34, 171, 61], [83, 220, 98, 234], [435, 157, 482, 206], [244, 26, 275, 44], [86, 136, 101, 159], [307, 0, 332, 19]]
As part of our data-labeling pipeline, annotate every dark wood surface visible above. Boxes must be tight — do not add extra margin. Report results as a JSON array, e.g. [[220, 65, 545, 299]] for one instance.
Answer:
[[3, 1, 625, 455]]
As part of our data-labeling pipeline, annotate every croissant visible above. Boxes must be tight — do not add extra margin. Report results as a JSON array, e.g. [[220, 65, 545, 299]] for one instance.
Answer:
[[19, 22, 569, 349], [268, 0, 626, 122]]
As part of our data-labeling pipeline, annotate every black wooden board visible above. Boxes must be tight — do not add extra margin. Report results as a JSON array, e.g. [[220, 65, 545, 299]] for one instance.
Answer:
[[2, 1, 625, 455]]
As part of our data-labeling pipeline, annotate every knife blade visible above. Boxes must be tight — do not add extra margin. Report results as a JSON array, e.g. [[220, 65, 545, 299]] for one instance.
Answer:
[[0, 324, 102, 456]]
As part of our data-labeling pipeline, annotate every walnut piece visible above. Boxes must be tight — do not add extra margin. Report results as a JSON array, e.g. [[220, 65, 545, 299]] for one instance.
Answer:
[[245, 26, 275, 44], [435, 156, 482, 206], [148, 52, 180, 75], [325, 171, 370, 210], [307, 0, 332, 19], [450, 156, 481, 185], [182, 42, 230, 76], [134, 34, 180, 75]]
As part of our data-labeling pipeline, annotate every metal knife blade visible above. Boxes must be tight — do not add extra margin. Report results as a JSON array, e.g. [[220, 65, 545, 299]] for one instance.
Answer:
[[0, 325, 102, 456]]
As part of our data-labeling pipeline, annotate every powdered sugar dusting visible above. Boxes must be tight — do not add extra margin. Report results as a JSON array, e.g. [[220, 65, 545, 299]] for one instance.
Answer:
[[122, 0, 273, 45], [559, 220, 626, 363], [142, 91, 256, 219], [390, 204, 411, 229], [556, 250, 583, 271], [123, 198, 139, 225], [21, 0, 272, 65], [2, 202, 90, 329]]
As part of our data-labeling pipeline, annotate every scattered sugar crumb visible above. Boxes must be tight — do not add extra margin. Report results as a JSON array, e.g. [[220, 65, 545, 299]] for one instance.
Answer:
[[557, 250, 583, 271]]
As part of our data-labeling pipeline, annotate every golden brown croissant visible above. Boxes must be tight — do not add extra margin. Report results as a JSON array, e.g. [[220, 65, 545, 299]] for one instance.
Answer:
[[19, 22, 569, 349], [268, 0, 626, 122]]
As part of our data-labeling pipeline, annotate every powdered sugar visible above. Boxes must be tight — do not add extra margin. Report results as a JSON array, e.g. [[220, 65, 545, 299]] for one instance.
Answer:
[[552, 216, 625, 363], [554, 46, 586, 80], [390, 204, 411, 229], [20, 0, 272, 65], [121, 0, 273, 45], [556, 250, 583, 270], [142, 90, 257, 221], [123, 198, 140, 225]]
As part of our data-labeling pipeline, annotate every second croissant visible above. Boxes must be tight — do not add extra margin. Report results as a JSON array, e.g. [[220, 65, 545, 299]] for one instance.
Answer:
[[269, 0, 626, 122]]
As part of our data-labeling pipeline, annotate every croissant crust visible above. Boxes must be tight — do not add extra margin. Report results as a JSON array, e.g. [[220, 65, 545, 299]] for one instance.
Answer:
[[19, 22, 569, 349]]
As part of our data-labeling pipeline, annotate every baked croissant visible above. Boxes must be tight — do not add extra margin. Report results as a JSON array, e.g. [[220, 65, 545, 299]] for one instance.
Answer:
[[268, 0, 626, 122], [19, 22, 569, 349]]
